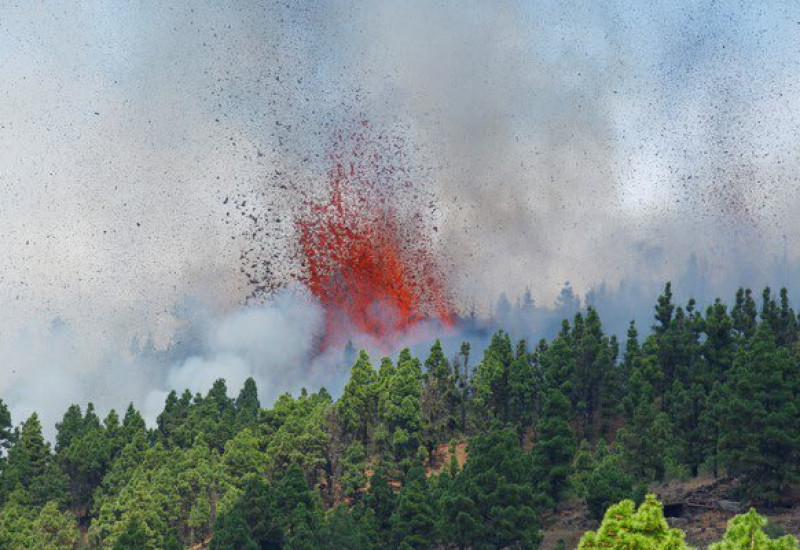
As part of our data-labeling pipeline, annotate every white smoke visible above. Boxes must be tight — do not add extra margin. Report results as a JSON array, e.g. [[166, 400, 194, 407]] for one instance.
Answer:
[[2, 1, 799, 434], [142, 290, 329, 423], [0, 289, 331, 439]]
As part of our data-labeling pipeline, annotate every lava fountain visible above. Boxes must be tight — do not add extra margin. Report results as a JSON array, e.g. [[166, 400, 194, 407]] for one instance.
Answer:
[[295, 123, 455, 348]]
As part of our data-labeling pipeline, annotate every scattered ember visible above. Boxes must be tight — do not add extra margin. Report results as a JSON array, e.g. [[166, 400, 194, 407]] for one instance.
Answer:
[[295, 123, 454, 348]]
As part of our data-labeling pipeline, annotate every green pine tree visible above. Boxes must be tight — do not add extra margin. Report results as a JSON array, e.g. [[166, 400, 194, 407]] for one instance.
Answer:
[[710, 508, 799, 550], [390, 465, 434, 549], [718, 323, 800, 503], [531, 390, 576, 506], [579, 494, 691, 549], [439, 429, 541, 550]]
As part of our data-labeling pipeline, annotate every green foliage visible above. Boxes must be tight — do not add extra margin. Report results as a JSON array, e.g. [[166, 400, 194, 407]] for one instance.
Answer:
[[579, 494, 691, 549], [531, 389, 576, 506], [390, 465, 435, 549], [30, 499, 81, 550], [235, 377, 261, 432], [236, 476, 284, 548], [316, 505, 379, 550], [0, 489, 36, 549], [222, 427, 268, 486], [732, 287, 758, 339], [210, 505, 258, 550], [618, 392, 674, 482], [274, 463, 321, 549], [471, 330, 514, 425], [264, 389, 330, 488], [2, 413, 68, 508], [114, 516, 150, 550], [570, 308, 618, 440], [338, 350, 379, 446], [571, 441, 636, 520], [438, 429, 541, 549], [339, 440, 368, 503], [508, 339, 537, 436], [5, 283, 800, 548], [378, 349, 423, 462], [718, 324, 800, 503], [156, 389, 193, 448], [421, 339, 460, 449], [710, 508, 799, 550], [366, 466, 397, 536], [58, 408, 112, 520], [190, 379, 237, 453], [664, 380, 709, 477], [0, 398, 11, 448]]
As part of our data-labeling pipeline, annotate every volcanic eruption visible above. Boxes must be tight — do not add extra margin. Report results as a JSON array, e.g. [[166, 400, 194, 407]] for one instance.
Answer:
[[294, 123, 455, 348]]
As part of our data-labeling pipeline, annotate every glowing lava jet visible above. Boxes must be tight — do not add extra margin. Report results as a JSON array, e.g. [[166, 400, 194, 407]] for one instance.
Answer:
[[295, 124, 454, 349]]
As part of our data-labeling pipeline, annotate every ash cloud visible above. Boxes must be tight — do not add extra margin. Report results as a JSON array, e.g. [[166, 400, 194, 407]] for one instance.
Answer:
[[341, 1, 800, 308], [2, 1, 799, 428], [0, 290, 332, 439]]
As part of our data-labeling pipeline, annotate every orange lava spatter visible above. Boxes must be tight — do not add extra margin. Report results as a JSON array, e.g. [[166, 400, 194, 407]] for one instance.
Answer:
[[296, 125, 454, 348]]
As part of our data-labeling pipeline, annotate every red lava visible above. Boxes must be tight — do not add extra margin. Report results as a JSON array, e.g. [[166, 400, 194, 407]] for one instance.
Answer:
[[296, 124, 454, 349]]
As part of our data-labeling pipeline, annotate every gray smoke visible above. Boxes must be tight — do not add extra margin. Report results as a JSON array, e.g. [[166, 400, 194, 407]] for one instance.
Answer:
[[2, 1, 799, 431]]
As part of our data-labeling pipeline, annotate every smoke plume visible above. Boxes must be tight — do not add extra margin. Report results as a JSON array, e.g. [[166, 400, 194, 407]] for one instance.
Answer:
[[2, 1, 799, 430]]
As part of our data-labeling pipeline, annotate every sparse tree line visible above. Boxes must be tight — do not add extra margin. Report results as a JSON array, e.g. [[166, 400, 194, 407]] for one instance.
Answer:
[[0, 283, 799, 548]]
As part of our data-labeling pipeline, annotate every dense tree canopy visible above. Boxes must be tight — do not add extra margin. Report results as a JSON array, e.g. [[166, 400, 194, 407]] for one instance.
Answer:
[[1, 284, 799, 548]]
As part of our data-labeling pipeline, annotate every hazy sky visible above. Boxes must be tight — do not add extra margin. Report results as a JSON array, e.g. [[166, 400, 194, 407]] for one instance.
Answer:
[[1, 1, 799, 429]]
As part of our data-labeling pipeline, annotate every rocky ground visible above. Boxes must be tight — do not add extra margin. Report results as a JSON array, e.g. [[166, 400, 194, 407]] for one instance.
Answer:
[[540, 476, 800, 549]]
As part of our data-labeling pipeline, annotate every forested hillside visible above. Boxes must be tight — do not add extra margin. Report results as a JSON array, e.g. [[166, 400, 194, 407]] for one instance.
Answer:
[[1, 283, 800, 549]]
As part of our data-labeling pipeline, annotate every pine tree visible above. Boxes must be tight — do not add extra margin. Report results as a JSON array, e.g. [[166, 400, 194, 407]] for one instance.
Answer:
[[339, 440, 368, 503], [103, 409, 125, 459], [156, 390, 192, 448], [235, 377, 261, 431], [761, 287, 780, 335], [732, 287, 758, 340], [0, 399, 11, 450], [121, 403, 147, 443], [55, 404, 84, 454], [316, 505, 379, 550], [338, 350, 379, 446], [664, 380, 708, 477], [471, 330, 514, 425], [221, 428, 268, 487], [439, 429, 541, 549], [275, 463, 320, 549], [618, 395, 673, 482], [30, 500, 81, 550], [390, 465, 434, 549], [508, 339, 537, 439], [718, 323, 800, 503], [378, 349, 423, 462], [60, 418, 110, 523], [0, 489, 35, 549], [366, 466, 397, 537], [653, 282, 675, 336], [531, 390, 576, 506], [193, 379, 237, 453], [538, 321, 576, 401], [710, 508, 799, 550], [210, 505, 258, 550], [0, 399, 13, 506], [571, 441, 636, 521], [3, 413, 68, 508], [579, 494, 691, 549], [421, 339, 459, 449], [777, 288, 798, 348], [703, 299, 735, 386], [113, 516, 149, 550], [571, 308, 617, 441]]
